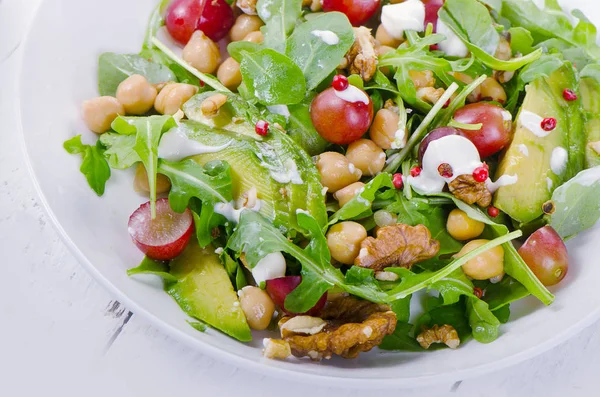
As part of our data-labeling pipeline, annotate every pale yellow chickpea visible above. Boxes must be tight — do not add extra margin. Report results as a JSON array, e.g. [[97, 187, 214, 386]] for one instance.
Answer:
[[82, 96, 124, 134], [370, 108, 400, 150], [480, 77, 507, 104], [409, 70, 435, 89], [316, 152, 362, 193], [449, 71, 481, 103], [456, 239, 505, 280], [154, 83, 199, 115], [116, 74, 157, 115], [494, 36, 512, 61], [243, 31, 264, 43], [133, 164, 171, 195], [334, 182, 365, 207], [217, 57, 242, 91], [446, 209, 485, 241], [326, 222, 368, 265], [345, 139, 386, 176], [237, 286, 275, 331], [375, 24, 402, 48], [376, 45, 395, 57], [230, 14, 264, 42], [182, 31, 221, 74]]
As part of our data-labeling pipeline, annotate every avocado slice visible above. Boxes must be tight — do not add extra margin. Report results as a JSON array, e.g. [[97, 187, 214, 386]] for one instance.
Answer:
[[167, 241, 252, 342], [580, 77, 600, 168], [180, 95, 328, 233], [494, 65, 584, 224]]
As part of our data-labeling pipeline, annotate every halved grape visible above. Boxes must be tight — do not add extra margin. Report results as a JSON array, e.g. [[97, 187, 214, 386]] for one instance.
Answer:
[[265, 276, 327, 316]]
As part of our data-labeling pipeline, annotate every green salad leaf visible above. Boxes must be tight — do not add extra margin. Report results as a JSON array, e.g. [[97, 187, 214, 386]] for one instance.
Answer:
[[484, 277, 530, 311], [239, 48, 306, 106], [285, 12, 355, 91], [414, 298, 472, 342], [379, 322, 424, 352], [98, 133, 140, 169], [286, 98, 329, 156], [257, 0, 303, 53], [63, 136, 111, 196], [329, 173, 394, 225], [545, 166, 600, 239], [112, 115, 176, 218], [98, 52, 175, 97], [127, 256, 177, 282], [466, 296, 500, 343], [439, 0, 543, 71], [430, 269, 477, 305]]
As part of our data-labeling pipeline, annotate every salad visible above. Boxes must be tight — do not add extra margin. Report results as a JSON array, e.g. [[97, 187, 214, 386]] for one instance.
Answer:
[[64, 0, 600, 361]]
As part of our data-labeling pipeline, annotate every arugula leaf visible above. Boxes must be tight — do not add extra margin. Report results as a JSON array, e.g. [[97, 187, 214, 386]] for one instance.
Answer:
[[112, 115, 176, 218], [257, 0, 303, 53], [431, 193, 554, 305], [98, 52, 175, 97], [157, 159, 233, 212], [227, 41, 262, 63], [188, 198, 226, 248], [492, 305, 511, 324], [379, 322, 424, 351], [508, 27, 535, 55], [63, 136, 111, 196], [98, 133, 140, 169], [127, 256, 177, 282], [431, 269, 476, 305], [545, 166, 600, 239], [240, 48, 306, 106], [286, 98, 329, 156], [439, 0, 542, 71], [414, 299, 472, 341], [329, 173, 394, 225], [285, 12, 355, 91], [484, 277, 530, 311], [466, 297, 500, 343]]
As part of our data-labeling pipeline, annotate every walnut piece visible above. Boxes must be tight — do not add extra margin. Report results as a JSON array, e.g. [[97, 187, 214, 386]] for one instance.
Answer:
[[262, 338, 292, 360], [354, 224, 440, 272], [343, 27, 378, 82], [236, 0, 257, 15], [416, 87, 446, 105], [416, 324, 460, 349], [448, 175, 492, 207], [274, 296, 397, 361]]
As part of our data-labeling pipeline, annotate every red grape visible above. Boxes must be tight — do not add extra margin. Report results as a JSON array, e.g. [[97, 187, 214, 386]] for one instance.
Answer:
[[453, 103, 512, 159], [310, 87, 374, 145], [423, 0, 445, 31], [418, 127, 464, 165], [321, 0, 381, 26], [265, 276, 327, 316], [128, 198, 194, 261], [166, 0, 234, 44], [518, 226, 569, 286]]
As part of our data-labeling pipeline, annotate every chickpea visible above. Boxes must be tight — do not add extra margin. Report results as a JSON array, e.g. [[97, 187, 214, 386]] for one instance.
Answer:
[[456, 239, 505, 280], [154, 83, 198, 115], [334, 182, 365, 207], [446, 209, 485, 241], [116, 74, 157, 115], [370, 108, 400, 150], [217, 57, 243, 91], [82, 96, 124, 134], [409, 70, 436, 89], [182, 31, 221, 74], [237, 286, 275, 330], [480, 77, 507, 104], [230, 14, 264, 42], [326, 221, 368, 265], [373, 210, 397, 227], [449, 71, 481, 103], [375, 25, 402, 48], [133, 164, 171, 195], [316, 152, 362, 193], [200, 93, 229, 117], [243, 31, 264, 43], [345, 139, 386, 176]]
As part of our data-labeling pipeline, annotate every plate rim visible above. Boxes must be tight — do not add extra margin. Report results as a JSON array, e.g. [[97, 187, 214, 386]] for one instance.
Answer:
[[14, 0, 600, 388]]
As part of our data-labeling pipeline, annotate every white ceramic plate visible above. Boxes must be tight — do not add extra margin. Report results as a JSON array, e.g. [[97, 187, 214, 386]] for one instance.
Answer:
[[17, 0, 600, 388]]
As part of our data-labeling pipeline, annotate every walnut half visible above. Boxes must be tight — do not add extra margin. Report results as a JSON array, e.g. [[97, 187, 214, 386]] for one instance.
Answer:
[[448, 174, 492, 208], [354, 224, 440, 272], [416, 324, 460, 349], [342, 27, 378, 82]]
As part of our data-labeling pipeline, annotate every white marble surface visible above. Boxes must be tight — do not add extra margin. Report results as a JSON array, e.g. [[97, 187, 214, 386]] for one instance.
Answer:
[[2, 0, 600, 395]]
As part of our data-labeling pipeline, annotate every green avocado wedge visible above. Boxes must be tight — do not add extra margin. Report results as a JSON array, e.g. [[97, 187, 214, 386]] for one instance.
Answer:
[[167, 241, 252, 342], [580, 77, 600, 168], [494, 65, 584, 224]]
